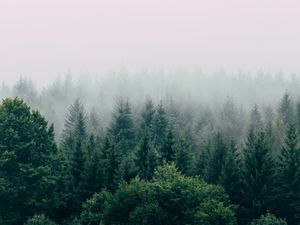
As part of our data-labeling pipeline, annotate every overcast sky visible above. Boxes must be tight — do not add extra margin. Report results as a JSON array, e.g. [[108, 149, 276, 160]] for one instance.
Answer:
[[1, 0, 300, 85]]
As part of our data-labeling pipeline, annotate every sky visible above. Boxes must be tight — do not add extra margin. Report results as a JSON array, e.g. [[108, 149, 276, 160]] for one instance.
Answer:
[[1, 0, 300, 85]]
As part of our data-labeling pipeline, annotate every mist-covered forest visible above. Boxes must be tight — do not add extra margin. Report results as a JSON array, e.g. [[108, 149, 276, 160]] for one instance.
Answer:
[[1, 70, 300, 225]]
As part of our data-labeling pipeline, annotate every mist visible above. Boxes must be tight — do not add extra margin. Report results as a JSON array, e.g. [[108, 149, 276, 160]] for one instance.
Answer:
[[1, 1, 300, 225]]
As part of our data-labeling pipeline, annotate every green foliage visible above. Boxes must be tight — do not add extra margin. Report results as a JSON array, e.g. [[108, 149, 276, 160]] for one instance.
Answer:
[[0, 98, 65, 225], [80, 163, 236, 225], [276, 124, 300, 225], [194, 200, 236, 225], [160, 127, 176, 162], [279, 92, 295, 129], [249, 105, 263, 132], [135, 133, 159, 180], [108, 100, 136, 152], [80, 190, 112, 225], [175, 135, 193, 175], [150, 103, 168, 149], [219, 140, 243, 205], [249, 213, 287, 225], [241, 129, 276, 223], [205, 132, 228, 184], [24, 214, 57, 225]]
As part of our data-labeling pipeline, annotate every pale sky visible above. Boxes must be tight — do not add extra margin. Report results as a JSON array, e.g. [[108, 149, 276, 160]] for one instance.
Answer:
[[1, 0, 300, 85]]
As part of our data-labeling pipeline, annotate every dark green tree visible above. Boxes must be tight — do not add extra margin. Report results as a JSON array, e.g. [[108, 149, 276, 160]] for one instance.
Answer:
[[175, 135, 193, 175], [278, 92, 295, 129], [249, 213, 287, 225], [24, 214, 58, 225], [84, 135, 103, 197], [135, 133, 159, 180], [276, 124, 300, 225], [0, 98, 65, 225], [61, 99, 87, 159], [150, 102, 168, 150], [108, 100, 136, 153], [140, 99, 155, 133], [205, 132, 228, 184], [101, 137, 120, 190], [61, 99, 89, 215], [250, 104, 263, 133], [80, 163, 236, 225], [161, 127, 176, 162], [219, 140, 243, 204], [241, 129, 276, 223]]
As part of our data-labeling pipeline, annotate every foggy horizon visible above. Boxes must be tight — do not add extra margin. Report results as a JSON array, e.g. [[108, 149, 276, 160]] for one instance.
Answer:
[[1, 0, 300, 85]]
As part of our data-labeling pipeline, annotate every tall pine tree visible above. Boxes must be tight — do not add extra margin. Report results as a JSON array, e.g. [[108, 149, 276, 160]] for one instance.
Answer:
[[276, 124, 300, 225]]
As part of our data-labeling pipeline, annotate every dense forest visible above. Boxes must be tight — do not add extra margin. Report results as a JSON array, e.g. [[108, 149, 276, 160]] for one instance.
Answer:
[[0, 71, 300, 225]]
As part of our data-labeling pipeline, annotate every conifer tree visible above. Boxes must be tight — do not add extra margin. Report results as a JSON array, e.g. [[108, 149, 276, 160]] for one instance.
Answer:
[[150, 102, 168, 149], [276, 124, 300, 225], [250, 104, 263, 133], [219, 140, 242, 204], [135, 133, 159, 180], [205, 132, 228, 184], [0, 98, 65, 225], [241, 129, 276, 224], [108, 100, 136, 153], [278, 92, 295, 129], [161, 127, 176, 162], [84, 135, 103, 197], [101, 137, 120, 190], [175, 135, 193, 175], [140, 99, 155, 133]]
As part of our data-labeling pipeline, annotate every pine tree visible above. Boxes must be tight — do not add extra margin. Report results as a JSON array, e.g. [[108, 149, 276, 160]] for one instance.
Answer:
[[276, 124, 300, 225], [61, 99, 87, 159], [219, 140, 242, 204], [241, 129, 276, 223], [108, 100, 136, 153], [150, 102, 168, 150], [0, 98, 65, 225], [250, 104, 263, 133], [61, 99, 88, 215], [101, 137, 120, 190], [278, 92, 295, 129], [296, 101, 300, 132], [161, 127, 176, 162], [84, 135, 103, 197], [135, 133, 159, 180], [175, 135, 193, 175], [205, 132, 228, 184], [140, 99, 155, 133]]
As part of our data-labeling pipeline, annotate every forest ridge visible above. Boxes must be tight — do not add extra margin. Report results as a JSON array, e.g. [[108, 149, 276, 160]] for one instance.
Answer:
[[0, 73, 300, 225]]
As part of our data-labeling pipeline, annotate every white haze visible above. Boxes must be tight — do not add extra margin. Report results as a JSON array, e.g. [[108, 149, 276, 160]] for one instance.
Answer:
[[1, 0, 300, 86]]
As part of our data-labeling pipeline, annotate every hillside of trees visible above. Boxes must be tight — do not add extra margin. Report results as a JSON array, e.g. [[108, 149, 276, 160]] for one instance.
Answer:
[[0, 72, 300, 225]]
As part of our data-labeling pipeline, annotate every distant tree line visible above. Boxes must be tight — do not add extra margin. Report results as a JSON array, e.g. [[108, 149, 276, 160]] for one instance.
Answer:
[[0, 89, 299, 224]]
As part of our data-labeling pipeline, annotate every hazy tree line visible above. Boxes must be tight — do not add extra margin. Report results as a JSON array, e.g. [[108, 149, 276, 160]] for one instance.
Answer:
[[0, 71, 300, 225]]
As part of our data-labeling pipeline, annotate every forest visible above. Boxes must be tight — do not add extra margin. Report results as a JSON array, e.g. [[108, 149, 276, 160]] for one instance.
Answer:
[[0, 71, 300, 225]]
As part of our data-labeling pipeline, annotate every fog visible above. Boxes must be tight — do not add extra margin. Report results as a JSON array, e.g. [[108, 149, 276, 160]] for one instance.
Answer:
[[1, 0, 300, 84], [0, 70, 299, 145]]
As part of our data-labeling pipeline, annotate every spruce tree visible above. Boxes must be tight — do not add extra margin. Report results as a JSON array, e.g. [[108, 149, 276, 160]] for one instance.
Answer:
[[278, 92, 295, 129], [276, 124, 300, 225], [250, 104, 263, 133], [205, 132, 228, 184], [150, 102, 168, 150], [219, 140, 242, 204], [135, 133, 159, 180], [161, 127, 176, 162], [101, 137, 120, 190], [107, 100, 136, 153], [140, 99, 155, 133], [175, 135, 193, 175], [241, 129, 276, 223], [0, 98, 65, 225]]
